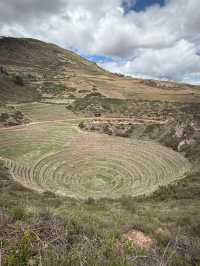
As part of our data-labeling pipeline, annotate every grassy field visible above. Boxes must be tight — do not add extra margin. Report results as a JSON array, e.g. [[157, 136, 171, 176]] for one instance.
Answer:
[[0, 37, 200, 266], [0, 102, 199, 266], [0, 156, 199, 266], [0, 118, 191, 200], [9, 102, 77, 122]]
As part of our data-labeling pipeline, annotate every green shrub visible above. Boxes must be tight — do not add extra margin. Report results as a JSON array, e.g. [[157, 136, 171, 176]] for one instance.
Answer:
[[6, 231, 33, 266], [12, 111, 24, 120], [13, 75, 24, 86], [171, 255, 192, 266], [177, 215, 192, 226], [9, 207, 26, 221], [85, 197, 95, 205], [78, 89, 90, 94], [0, 112, 9, 122], [155, 231, 171, 247], [79, 121, 85, 129]]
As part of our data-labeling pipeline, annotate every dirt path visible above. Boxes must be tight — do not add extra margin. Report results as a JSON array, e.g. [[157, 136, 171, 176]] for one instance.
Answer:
[[0, 117, 168, 133]]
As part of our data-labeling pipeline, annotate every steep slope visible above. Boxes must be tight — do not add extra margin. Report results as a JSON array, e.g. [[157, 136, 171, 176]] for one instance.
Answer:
[[0, 70, 40, 103], [0, 37, 103, 74], [0, 36, 200, 104]]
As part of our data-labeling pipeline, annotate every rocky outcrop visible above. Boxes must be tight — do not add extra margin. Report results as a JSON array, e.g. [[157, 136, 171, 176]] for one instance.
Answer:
[[0, 110, 30, 127]]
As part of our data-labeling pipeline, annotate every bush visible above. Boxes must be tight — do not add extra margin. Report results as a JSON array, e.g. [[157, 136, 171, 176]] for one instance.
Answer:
[[79, 121, 85, 129], [0, 112, 9, 122], [13, 75, 24, 86], [9, 207, 26, 221], [85, 197, 95, 205], [6, 231, 33, 266], [0, 66, 8, 75], [78, 89, 90, 94], [85, 92, 103, 98], [12, 111, 24, 120], [155, 231, 171, 247]]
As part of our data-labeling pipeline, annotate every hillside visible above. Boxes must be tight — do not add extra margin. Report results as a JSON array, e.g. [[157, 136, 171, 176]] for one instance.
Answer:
[[1, 37, 200, 104], [0, 37, 200, 266]]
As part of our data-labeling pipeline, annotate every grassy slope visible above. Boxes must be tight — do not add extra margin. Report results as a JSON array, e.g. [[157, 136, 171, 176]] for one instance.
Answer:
[[0, 37, 200, 265], [12, 102, 77, 121], [68, 93, 200, 119], [0, 73, 40, 104], [0, 162, 200, 265], [0, 37, 200, 104], [0, 118, 199, 265]]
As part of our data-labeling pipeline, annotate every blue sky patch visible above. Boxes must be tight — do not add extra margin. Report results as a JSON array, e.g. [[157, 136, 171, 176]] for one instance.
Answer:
[[72, 48, 114, 64], [123, 0, 165, 13], [86, 55, 113, 63]]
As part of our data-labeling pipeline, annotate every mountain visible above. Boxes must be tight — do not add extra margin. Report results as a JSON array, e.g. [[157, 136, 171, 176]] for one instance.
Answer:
[[0, 37, 200, 154], [0, 36, 200, 104]]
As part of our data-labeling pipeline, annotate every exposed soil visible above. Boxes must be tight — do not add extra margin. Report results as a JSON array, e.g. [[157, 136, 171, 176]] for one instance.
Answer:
[[122, 230, 154, 250]]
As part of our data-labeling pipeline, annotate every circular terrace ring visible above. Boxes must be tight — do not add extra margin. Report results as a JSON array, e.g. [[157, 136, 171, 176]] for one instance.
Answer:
[[7, 133, 191, 199]]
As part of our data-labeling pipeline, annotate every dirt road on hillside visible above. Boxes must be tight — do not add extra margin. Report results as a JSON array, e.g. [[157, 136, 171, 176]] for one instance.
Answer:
[[0, 117, 168, 133]]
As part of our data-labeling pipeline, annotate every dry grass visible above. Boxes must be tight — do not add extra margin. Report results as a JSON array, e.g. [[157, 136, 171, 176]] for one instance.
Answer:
[[0, 123, 191, 199], [1, 37, 200, 106]]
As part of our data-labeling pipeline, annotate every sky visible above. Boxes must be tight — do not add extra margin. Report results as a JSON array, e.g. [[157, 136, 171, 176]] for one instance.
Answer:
[[0, 0, 200, 84]]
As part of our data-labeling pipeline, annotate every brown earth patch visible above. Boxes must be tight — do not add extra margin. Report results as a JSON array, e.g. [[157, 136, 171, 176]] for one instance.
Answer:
[[122, 230, 153, 250]]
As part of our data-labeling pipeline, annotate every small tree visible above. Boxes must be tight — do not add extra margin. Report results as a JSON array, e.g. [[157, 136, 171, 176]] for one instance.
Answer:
[[13, 111, 24, 120], [0, 66, 8, 75], [0, 112, 9, 122], [13, 75, 24, 86]]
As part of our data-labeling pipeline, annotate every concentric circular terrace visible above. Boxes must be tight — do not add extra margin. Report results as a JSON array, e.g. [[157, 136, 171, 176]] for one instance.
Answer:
[[1, 123, 191, 199]]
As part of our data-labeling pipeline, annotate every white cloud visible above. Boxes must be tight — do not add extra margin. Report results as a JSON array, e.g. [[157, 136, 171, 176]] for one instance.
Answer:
[[101, 40, 200, 82], [0, 0, 200, 83]]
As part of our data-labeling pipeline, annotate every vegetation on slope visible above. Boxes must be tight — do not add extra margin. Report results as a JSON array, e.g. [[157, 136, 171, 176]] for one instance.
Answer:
[[68, 92, 200, 119], [0, 118, 190, 199], [0, 37, 200, 266], [1, 37, 200, 104], [0, 70, 41, 104], [0, 109, 30, 127], [0, 161, 200, 265]]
